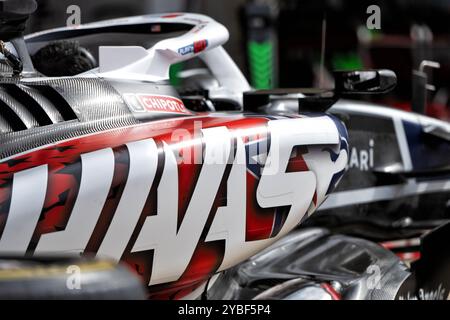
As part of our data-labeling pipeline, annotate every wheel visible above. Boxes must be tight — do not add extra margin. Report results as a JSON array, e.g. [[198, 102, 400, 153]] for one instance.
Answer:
[[0, 256, 146, 299]]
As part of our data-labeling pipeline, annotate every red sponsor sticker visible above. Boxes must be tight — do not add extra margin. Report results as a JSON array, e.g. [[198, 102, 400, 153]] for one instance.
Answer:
[[161, 13, 183, 19], [193, 40, 208, 53], [136, 95, 191, 114]]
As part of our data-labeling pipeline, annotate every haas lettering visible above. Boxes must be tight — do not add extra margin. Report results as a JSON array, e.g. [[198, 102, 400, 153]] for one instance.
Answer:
[[0, 117, 347, 286]]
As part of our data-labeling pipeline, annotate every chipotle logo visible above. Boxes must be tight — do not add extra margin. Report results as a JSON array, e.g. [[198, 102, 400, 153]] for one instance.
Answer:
[[124, 94, 192, 114]]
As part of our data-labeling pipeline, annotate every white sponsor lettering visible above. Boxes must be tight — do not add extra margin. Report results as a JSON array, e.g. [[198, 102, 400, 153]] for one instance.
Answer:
[[0, 118, 346, 286], [349, 139, 374, 171], [0, 165, 48, 254], [97, 139, 158, 262], [35, 149, 115, 255], [132, 127, 232, 285]]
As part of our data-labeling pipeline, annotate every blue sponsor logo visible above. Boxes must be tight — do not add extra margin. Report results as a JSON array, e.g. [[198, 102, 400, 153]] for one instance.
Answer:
[[178, 44, 194, 55]]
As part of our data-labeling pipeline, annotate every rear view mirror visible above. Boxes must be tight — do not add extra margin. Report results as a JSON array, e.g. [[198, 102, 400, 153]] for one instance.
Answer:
[[243, 69, 397, 113], [334, 69, 397, 95]]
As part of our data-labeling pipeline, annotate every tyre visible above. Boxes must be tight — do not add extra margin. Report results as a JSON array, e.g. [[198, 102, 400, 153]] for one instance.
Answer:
[[0, 256, 146, 300]]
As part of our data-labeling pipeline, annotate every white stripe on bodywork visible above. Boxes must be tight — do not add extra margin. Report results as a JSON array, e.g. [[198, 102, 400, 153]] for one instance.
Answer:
[[35, 148, 115, 255], [393, 117, 413, 171], [132, 127, 232, 286], [319, 179, 450, 210], [0, 165, 48, 254], [97, 139, 158, 262]]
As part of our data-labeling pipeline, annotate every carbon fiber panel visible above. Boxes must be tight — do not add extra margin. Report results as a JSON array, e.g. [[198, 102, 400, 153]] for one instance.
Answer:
[[17, 84, 64, 123], [0, 114, 13, 133], [0, 85, 39, 128], [0, 77, 139, 159], [38, 78, 133, 123], [0, 61, 12, 74]]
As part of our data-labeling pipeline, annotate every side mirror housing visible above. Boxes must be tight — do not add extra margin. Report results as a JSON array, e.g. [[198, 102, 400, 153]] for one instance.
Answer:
[[334, 69, 397, 95], [243, 69, 397, 113]]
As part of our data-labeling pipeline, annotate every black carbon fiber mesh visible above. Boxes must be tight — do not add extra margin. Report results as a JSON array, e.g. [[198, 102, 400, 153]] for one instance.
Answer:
[[36, 77, 134, 124], [0, 85, 39, 128], [0, 61, 12, 74], [368, 263, 411, 300], [17, 84, 64, 123], [0, 77, 139, 159], [0, 114, 13, 133], [0, 120, 134, 159]]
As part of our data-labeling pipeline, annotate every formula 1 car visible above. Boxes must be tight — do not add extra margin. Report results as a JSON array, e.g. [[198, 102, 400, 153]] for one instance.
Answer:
[[0, 0, 350, 299], [0, 0, 448, 300]]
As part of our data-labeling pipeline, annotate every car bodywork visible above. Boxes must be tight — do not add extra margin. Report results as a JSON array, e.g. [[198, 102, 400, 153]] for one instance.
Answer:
[[0, 13, 349, 299], [206, 227, 411, 300], [1, 8, 448, 300]]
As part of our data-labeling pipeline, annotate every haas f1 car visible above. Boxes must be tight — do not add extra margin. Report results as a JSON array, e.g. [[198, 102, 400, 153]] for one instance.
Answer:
[[0, 0, 448, 300]]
